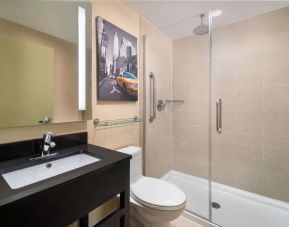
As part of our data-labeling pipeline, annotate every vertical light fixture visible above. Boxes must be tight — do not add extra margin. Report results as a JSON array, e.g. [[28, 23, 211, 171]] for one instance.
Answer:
[[78, 6, 86, 111]]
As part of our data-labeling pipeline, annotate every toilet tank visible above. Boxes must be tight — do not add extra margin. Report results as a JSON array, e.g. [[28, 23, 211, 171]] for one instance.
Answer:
[[117, 146, 143, 184]]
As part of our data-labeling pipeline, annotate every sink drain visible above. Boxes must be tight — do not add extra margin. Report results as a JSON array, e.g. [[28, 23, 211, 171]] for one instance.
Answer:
[[212, 202, 221, 209], [46, 163, 52, 168]]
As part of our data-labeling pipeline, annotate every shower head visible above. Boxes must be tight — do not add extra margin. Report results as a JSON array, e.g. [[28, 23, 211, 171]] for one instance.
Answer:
[[193, 14, 209, 36]]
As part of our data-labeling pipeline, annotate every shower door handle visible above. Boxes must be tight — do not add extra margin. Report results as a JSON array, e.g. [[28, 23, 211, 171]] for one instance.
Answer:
[[149, 72, 156, 122], [216, 99, 222, 134]]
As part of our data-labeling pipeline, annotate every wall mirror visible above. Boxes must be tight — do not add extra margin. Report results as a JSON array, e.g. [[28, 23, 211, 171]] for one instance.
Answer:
[[0, 0, 92, 129]]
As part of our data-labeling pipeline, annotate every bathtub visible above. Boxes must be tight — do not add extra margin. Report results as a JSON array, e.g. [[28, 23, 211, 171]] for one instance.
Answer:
[[162, 170, 289, 227]]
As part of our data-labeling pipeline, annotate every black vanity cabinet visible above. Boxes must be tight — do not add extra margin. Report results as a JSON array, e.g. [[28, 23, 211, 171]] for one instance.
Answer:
[[0, 134, 131, 227]]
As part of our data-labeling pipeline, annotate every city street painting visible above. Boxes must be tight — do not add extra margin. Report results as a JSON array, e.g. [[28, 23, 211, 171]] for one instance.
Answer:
[[96, 17, 138, 101]]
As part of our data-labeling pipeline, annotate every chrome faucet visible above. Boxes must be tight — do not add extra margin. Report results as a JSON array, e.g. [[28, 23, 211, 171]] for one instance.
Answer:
[[41, 131, 56, 157], [29, 132, 58, 161]]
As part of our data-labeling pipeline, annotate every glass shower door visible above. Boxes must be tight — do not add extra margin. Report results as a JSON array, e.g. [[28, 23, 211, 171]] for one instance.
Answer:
[[210, 3, 289, 227], [142, 13, 212, 220]]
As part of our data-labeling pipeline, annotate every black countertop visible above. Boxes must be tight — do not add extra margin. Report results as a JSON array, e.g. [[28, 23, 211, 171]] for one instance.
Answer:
[[0, 144, 131, 207]]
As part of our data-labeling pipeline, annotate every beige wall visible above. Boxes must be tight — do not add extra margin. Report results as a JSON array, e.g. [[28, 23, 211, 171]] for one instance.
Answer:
[[0, 121, 86, 144], [83, 1, 141, 226], [87, 1, 140, 150], [172, 6, 289, 202], [142, 22, 174, 178]]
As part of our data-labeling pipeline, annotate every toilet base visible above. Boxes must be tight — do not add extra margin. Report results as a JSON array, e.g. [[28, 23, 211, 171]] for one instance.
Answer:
[[130, 203, 185, 227], [130, 206, 144, 227], [131, 207, 171, 227], [142, 221, 171, 227]]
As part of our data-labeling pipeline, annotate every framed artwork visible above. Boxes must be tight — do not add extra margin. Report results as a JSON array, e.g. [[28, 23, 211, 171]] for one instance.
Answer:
[[96, 17, 138, 101]]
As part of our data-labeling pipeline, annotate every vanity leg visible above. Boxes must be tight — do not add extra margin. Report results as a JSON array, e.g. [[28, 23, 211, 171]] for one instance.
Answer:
[[80, 214, 89, 227], [119, 189, 130, 227]]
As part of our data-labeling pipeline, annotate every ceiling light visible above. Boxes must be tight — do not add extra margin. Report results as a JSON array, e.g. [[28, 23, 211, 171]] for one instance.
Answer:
[[212, 9, 222, 17]]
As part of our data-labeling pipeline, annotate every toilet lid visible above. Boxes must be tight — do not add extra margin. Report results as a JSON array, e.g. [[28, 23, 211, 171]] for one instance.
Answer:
[[131, 177, 186, 211]]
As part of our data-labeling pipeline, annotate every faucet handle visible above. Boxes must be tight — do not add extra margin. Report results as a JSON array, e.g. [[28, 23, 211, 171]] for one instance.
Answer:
[[44, 131, 56, 137], [49, 141, 56, 148]]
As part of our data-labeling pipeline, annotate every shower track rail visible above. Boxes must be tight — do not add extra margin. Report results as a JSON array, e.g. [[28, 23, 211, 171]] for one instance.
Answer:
[[93, 116, 142, 127]]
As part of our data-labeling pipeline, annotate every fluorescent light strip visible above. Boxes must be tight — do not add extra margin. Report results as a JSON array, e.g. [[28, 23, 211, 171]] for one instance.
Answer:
[[78, 6, 86, 111]]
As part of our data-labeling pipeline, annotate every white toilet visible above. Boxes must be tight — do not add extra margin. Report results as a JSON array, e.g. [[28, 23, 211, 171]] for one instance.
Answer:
[[117, 146, 186, 227]]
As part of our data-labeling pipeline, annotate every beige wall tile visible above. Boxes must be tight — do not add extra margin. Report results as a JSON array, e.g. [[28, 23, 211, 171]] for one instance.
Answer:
[[173, 140, 209, 177], [235, 145, 263, 160], [263, 160, 289, 175], [263, 71, 289, 87], [236, 86, 262, 99], [234, 152, 263, 171], [234, 121, 263, 134], [263, 135, 288, 150], [264, 172, 289, 191], [235, 58, 264, 77], [264, 122, 289, 137], [235, 75, 262, 88], [212, 86, 235, 99], [212, 133, 235, 150], [263, 110, 289, 124], [262, 55, 289, 75], [264, 98, 289, 111], [264, 85, 289, 99], [264, 148, 289, 163], [263, 33, 289, 55], [146, 136, 173, 178], [235, 111, 263, 122], [212, 150, 235, 185], [143, 21, 173, 178], [235, 98, 263, 111], [233, 167, 264, 194]]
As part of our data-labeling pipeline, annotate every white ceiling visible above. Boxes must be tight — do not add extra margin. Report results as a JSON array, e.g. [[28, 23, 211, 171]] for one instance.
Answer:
[[124, 1, 289, 40]]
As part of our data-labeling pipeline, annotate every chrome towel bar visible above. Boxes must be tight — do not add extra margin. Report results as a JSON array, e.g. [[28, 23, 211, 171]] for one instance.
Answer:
[[94, 116, 142, 126], [165, 100, 184, 103]]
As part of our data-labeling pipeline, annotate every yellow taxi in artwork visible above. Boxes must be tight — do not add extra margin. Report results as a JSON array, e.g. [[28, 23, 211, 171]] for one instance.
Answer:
[[116, 71, 138, 98]]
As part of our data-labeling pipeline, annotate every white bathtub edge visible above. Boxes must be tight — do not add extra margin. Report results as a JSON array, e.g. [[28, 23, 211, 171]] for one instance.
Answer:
[[162, 170, 289, 212]]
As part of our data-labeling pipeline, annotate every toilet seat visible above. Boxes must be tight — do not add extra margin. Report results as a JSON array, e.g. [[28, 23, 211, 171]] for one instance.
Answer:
[[131, 177, 186, 211]]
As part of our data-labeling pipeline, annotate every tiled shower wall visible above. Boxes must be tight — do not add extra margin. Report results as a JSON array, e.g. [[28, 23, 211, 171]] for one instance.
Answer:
[[144, 25, 173, 178], [172, 35, 210, 180], [172, 6, 289, 202]]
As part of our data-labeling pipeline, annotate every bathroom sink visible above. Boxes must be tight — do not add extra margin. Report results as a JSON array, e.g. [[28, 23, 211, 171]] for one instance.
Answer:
[[1, 151, 100, 189]]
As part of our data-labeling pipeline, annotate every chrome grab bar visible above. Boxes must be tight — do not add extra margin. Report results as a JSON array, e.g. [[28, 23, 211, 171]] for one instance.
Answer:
[[216, 98, 222, 134], [149, 72, 156, 122]]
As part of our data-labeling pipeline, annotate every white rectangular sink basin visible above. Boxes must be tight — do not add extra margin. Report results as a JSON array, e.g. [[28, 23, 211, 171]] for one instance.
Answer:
[[2, 153, 100, 189]]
